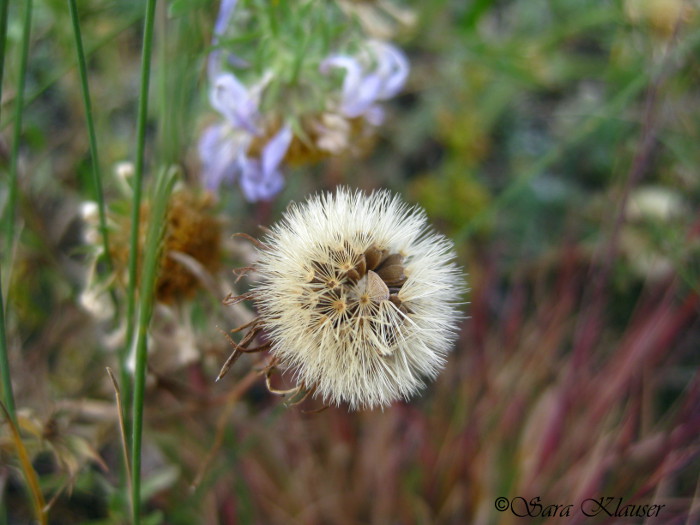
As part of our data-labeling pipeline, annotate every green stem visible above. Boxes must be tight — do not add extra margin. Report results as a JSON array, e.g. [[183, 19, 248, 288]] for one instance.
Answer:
[[0, 0, 8, 106], [127, 0, 158, 521], [4, 0, 32, 266], [130, 168, 176, 525], [0, 0, 30, 428], [0, 0, 11, 423], [156, 0, 168, 164], [67, 0, 115, 277], [0, 278, 13, 422]]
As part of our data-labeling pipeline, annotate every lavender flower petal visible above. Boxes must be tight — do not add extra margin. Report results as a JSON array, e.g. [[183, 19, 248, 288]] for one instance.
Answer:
[[238, 126, 292, 202], [369, 40, 410, 99], [321, 41, 410, 120], [211, 73, 259, 133], [213, 0, 237, 39], [239, 159, 285, 202], [262, 125, 293, 176], [198, 124, 241, 191], [341, 72, 383, 118], [321, 55, 363, 104], [208, 0, 239, 80]]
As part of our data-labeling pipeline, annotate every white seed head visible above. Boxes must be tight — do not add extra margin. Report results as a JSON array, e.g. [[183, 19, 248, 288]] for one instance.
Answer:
[[252, 188, 465, 410]]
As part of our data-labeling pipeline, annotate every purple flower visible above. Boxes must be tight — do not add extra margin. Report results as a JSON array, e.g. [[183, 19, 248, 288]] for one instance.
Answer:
[[198, 123, 248, 191], [239, 126, 293, 202], [199, 120, 292, 201], [199, 64, 292, 198], [210, 72, 261, 134], [208, 0, 238, 79], [199, 0, 291, 202], [320, 40, 409, 125]]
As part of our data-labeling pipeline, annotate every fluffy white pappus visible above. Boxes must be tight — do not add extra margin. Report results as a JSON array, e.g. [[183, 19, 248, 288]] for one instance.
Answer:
[[253, 187, 465, 410]]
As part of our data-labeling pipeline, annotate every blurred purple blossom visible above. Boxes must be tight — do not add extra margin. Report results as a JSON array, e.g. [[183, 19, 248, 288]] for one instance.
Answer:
[[199, 77, 291, 201], [200, 6, 410, 201], [207, 0, 238, 79], [321, 40, 409, 125], [239, 126, 292, 202], [210, 72, 262, 134], [199, 0, 291, 202], [197, 123, 247, 191]]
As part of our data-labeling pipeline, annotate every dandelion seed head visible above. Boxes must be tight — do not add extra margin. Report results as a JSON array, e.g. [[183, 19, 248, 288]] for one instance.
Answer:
[[251, 188, 465, 410]]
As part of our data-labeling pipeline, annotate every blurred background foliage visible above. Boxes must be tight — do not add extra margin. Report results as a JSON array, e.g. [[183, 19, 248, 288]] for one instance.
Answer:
[[1, 0, 699, 523]]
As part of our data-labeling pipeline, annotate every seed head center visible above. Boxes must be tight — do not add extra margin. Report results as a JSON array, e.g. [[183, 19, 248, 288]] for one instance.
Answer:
[[332, 299, 347, 313]]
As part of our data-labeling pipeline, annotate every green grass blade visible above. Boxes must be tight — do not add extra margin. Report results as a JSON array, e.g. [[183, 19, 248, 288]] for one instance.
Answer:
[[122, 0, 158, 458], [0, 0, 8, 108], [0, 278, 13, 422], [125, 0, 159, 521], [130, 167, 177, 524], [124, 0, 158, 352], [67, 0, 114, 278], [0, 0, 13, 424], [4, 0, 32, 264], [0, 0, 31, 427]]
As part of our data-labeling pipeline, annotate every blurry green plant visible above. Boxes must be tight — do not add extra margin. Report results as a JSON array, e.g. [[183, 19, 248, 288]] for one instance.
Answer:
[[409, 163, 491, 237]]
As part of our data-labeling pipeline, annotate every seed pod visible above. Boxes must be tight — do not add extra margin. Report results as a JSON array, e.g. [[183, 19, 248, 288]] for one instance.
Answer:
[[376, 264, 405, 283], [364, 245, 384, 271], [366, 270, 390, 302], [377, 253, 404, 269], [356, 253, 367, 277]]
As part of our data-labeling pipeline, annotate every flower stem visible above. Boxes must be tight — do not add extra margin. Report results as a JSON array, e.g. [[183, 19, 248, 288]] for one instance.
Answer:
[[130, 167, 177, 525], [67, 0, 115, 279], [4, 0, 32, 268], [0, 278, 13, 422], [0, 0, 8, 107], [0, 0, 12, 423], [126, 0, 158, 521], [0, 0, 29, 427]]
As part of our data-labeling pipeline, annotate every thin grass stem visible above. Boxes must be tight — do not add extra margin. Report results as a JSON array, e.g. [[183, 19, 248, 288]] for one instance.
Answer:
[[0, 0, 30, 428], [130, 167, 177, 524], [122, 0, 158, 460], [106, 367, 132, 493], [4, 0, 32, 266], [67, 0, 115, 280], [0, 0, 8, 104], [0, 278, 13, 422], [0, 0, 13, 425]]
